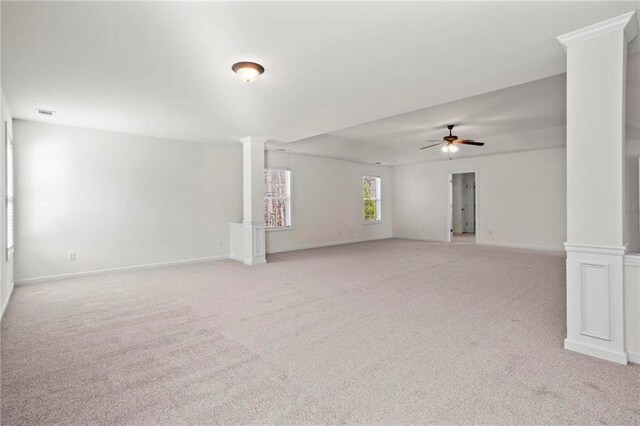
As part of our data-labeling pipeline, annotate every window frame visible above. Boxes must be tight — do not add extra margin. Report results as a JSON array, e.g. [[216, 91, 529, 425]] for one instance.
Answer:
[[5, 121, 13, 258], [363, 175, 382, 223], [264, 168, 293, 231]]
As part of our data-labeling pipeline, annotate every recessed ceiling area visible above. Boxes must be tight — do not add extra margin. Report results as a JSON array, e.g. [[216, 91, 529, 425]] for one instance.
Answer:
[[281, 72, 569, 165], [2, 1, 639, 147]]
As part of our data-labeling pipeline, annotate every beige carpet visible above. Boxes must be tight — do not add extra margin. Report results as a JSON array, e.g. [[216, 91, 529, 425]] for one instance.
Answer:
[[452, 233, 476, 244], [1, 239, 639, 425]]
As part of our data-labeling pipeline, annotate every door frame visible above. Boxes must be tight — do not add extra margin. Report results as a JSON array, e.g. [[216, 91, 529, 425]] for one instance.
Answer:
[[447, 170, 478, 243]]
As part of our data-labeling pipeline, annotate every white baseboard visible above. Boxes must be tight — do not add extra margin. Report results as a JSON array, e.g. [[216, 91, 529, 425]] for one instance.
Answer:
[[478, 241, 565, 252], [17, 239, 391, 283], [15, 255, 229, 285], [393, 236, 449, 243], [1, 280, 15, 321], [266, 236, 392, 255], [629, 351, 640, 364], [564, 339, 629, 365], [392, 236, 563, 252]]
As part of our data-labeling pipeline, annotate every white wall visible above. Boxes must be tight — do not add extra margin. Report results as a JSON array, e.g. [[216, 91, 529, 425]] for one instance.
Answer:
[[623, 51, 640, 364], [14, 121, 393, 282], [1, 93, 15, 318], [624, 52, 640, 252], [625, 140, 640, 252], [265, 151, 392, 253], [392, 148, 567, 250], [14, 120, 243, 282], [624, 261, 640, 363], [1, 2, 15, 318]]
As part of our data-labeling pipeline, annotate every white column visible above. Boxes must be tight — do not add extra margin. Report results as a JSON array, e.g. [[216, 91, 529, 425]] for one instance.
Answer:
[[558, 11, 638, 364], [240, 136, 266, 265]]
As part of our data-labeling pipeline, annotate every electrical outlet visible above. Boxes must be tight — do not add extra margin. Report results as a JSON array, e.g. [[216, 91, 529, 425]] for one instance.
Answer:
[[488, 230, 493, 236], [68, 251, 76, 261], [218, 239, 224, 247]]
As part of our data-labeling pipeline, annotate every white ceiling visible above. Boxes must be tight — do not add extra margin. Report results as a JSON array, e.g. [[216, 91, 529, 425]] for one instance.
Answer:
[[2, 1, 639, 151], [282, 72, 569, 165]]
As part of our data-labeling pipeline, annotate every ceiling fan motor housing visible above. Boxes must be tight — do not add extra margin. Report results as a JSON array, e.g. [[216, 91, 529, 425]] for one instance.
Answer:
[[445, 124, 457, 142], [419, 123, 484, 151]]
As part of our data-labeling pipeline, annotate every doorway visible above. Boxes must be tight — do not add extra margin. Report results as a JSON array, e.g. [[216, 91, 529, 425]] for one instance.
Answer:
[[449, 172, 476, 244]]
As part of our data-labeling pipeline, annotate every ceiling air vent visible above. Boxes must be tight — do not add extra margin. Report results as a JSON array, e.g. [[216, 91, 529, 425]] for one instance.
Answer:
[[36, 108, 56, 117]]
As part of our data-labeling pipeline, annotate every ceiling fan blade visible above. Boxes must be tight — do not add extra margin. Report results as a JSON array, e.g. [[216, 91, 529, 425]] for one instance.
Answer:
[[419, 143, 442, 150], [458, 139, 485, 146]]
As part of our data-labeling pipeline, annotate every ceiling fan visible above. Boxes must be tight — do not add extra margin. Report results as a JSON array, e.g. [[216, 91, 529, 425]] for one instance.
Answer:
[[419, 125, 485, 157]]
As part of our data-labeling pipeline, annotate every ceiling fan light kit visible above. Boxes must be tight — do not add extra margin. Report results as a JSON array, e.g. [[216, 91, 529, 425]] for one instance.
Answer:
[[419, 124, 485, 158]]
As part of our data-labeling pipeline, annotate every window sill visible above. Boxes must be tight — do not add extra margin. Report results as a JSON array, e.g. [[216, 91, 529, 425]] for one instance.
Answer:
[[265, 226, 294, 232], [362, 220, 383, 225]]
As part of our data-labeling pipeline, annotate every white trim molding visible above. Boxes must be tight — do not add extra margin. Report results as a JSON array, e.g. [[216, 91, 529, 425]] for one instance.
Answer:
[[624, 254, 640, 365], [229, 221, 266, 265], [564, 339, 629, 365], [624, 253, 640, 267], [557, 11, 638, 49], [242, 220, 266, 265], [564, 243, 627, 256], [0, 281, 14, 320], [564, 243, 628, 365], [267, 237, 391, 255], [15, 255, 228, 286], [480, 241, 564, 252]]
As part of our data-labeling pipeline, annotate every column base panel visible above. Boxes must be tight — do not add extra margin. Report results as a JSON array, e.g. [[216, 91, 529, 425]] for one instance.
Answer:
[[564, 338, 628, 365], [243, 258, 266, 266]]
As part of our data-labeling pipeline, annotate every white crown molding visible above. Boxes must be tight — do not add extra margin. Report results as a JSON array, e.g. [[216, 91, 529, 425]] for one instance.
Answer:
[[564, 242, 627, 256], [557, 11, 638, 49]]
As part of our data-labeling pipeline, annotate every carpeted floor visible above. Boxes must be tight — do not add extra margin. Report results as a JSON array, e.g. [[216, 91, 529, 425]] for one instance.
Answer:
[[452, 233, 476, 244], [1, 239, 639, 425]]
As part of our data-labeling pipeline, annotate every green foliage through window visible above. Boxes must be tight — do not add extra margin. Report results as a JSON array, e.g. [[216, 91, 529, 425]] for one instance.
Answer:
[[363, 176, 380, 221]]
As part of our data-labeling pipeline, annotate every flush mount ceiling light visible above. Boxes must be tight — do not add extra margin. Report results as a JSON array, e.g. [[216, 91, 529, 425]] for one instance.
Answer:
[[231, 61, 265, 82], [36, 108, 56, 117]]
